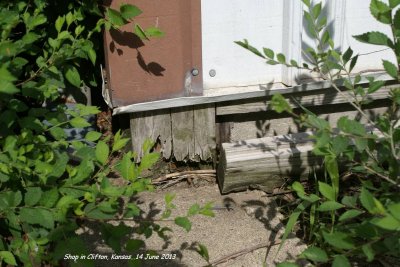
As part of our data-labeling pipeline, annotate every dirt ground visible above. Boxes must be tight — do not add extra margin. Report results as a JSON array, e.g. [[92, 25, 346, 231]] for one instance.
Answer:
[[78, 182, 307, 267]]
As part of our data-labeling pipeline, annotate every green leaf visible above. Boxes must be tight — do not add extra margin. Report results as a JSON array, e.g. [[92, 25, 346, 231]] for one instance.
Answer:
[[39, 188, 59, 208], [235, 39, 264, 58], [55, 15, 65, 32], [370, 0, 392, 24], [95, 141, 109, 164], [371, 214, 400, 230], [25, 187, 42, 206], [112, 132, 130, 152], [188, 204, 200, 216], [120, 4, 142, 20], [277, 53, 286, 63], [0, 251, 17, 266], [69, 117, 91, 128], [26, 14, 47, 30], [0, 67, 16, 82], [19, 207, 54, 229], [126, 239, 145, 252], [49, 126, 66, 140], [325, 156, 339, 196], [199, 202, 215, 217], [271, 94, 292, 113], [360, 187, 385, 214], [66, 12, 74, 26], [106, 8, 126, 27], [134, 24, 149, 40], [290, 60, 298, 67], [300, 247, 328, 263], [263, 48, 274, 58], [0, 80, 19, 95], [394, 9, 400, 35], [307, 115, 330, 130], [291, 182, 305, 195], [342, 47, 353, 64], [85, 131, 102, 142], [0, 191, 22, 208], [389, 0, 400, 8], [342, 195, 358, 208], [64, 65, 81, 87], [302, 0, 311, 7], [165, 193, 175, 205], [362, 244, 375, 262], [353, 31, 394, 48], [317, 201, 344, 211], [87, 48, 96, 65], [197, 243, 210, 262], [322, 231, 355, 249], [368, 79, 386, 94], [332, 135, 349, 155], [101, 178, 124, 197], [144, 27, 164, 38], [382, 60, 398, 79], [318, 182, 335, 201], [175, 216, 191, 232], [388, 203, 400, 220], [119, 153, 135, 180], [278, 201, 310, 253], [349, 54, 359, 72], [337, 117, 366, 136], [332, 255, 351, 267], [312, 3, 322, 19], [339, 209, 364, 221], [139, 152, 160, 170]]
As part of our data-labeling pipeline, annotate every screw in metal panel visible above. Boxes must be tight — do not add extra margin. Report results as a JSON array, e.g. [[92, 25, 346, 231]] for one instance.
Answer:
[[209, 69, 216, 77], [191, 68, 199, 76]]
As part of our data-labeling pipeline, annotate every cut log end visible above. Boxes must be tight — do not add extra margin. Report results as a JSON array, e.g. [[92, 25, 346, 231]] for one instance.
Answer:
[[218, 132, 324, 193]]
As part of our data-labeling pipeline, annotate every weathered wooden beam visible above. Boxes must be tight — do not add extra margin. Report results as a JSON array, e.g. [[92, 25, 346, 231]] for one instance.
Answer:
[[217, 85, 394, 116], [218, 132, 323, 193]]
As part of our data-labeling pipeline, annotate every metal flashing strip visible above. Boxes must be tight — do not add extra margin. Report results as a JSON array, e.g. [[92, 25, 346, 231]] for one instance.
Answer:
[[112, 72, 392, 115]]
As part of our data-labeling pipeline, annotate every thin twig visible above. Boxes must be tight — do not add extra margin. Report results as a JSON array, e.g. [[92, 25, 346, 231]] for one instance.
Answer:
[[362, 165, 400, 188], [152, 170, 216, 184], [207, 240, 281, 267]]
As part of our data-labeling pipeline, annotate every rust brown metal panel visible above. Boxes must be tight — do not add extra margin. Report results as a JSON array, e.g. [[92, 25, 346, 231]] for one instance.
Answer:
[[104, 0, 202, 107]]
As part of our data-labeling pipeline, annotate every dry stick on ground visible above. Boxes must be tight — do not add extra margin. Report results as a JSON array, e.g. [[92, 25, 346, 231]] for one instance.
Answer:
[[207, 240, 281, 267], [152, 170, 216, 184], [159, 174, 216, 189]]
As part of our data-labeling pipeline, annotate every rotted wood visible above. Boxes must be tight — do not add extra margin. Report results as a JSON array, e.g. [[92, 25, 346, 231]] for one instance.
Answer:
[[218, 132, 323, 193], [171, 105, 216, 161], [129, 109, 172, 161], [171, 106, 195, 161], [130, 105, 216, 162]]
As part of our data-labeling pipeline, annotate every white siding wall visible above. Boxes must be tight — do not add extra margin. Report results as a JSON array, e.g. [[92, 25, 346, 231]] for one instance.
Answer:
[[201, 0, 396, 95], [201, 0, 284, 93]]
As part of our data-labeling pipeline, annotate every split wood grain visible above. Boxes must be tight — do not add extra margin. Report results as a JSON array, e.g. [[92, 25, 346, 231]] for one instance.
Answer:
[[129, 109, 172, 161]]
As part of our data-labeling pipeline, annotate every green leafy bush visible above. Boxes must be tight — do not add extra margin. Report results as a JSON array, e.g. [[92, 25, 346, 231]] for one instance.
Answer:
[[238, 0, 400, 265], [0, 1, 212, 266]]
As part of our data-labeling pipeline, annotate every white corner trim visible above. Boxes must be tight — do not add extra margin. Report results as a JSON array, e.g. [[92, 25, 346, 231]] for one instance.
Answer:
[[281, 0, 303, 86]]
